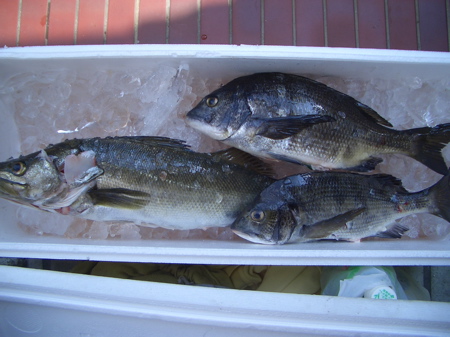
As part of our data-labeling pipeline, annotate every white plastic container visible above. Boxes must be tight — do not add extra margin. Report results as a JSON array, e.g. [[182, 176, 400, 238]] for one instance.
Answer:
[[0, 45, 449, 336], [1, 265, 449, 337], [0, 44, 449, 266]]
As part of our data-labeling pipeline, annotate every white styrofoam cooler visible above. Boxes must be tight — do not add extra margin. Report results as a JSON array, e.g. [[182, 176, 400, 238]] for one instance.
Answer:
[[0, 45, 450, 337], [1, 265, 450, 337], [0, 44, 449, 266]]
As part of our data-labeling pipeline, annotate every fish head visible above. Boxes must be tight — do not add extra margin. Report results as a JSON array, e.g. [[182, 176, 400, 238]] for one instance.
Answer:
[[185, 83, 251, 140], [231, 200, 296, 244], [0, 150, 64, 205]]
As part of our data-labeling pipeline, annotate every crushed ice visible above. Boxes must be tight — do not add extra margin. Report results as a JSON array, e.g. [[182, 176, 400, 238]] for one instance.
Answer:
[[0, 64, 449, 241]]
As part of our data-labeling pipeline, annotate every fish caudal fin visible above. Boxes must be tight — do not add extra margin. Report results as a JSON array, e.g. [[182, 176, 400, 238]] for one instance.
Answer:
[[428, 169, 450, 223], [408, 123, 450, 175]]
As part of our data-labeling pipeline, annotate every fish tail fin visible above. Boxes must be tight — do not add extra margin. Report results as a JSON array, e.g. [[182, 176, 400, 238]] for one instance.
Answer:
[[428, 169, 450, 223], [407, 123, 450, 175]]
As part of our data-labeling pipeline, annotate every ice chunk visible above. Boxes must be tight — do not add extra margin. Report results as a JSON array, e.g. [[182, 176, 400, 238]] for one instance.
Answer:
[[83, 221, 110, 240], [17, 207, 75, 236], [217, 227, 237, 241], [109, 223, 142, 240], [64, 151, 97, 185], [399, 215, 422, 239], [64, 218, 89, 238]]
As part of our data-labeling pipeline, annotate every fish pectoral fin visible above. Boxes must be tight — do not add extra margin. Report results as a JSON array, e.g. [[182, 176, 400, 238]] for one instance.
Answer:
[[254, 115, 335, 140], [89, 188, 150, 210], [300, 207, 365, 239], [374, 223, 409, 239]]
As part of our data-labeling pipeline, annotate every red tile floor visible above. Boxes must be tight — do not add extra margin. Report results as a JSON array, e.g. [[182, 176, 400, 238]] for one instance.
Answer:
[[0, 0, 449, 51]]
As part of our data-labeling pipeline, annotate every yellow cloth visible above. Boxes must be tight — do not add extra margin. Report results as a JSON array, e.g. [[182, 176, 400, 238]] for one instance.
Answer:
[[257, 266, 321, 294], [71, 262, 321, 294], [223, 265, 267, 290]]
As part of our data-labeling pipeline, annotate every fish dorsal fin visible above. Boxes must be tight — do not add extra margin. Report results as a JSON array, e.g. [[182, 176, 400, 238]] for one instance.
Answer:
[[356, 102, 393, 127], [211, 147, 274, 177], [103, 136, 192, 151], [300, 207, 365, 239], [89, 188, 150, 210], [368, 174, 408, 193]]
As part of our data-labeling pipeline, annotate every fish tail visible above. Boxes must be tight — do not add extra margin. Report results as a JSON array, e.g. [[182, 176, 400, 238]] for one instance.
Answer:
[[427, 169, 450, 223], [407, 123, 450, 175]]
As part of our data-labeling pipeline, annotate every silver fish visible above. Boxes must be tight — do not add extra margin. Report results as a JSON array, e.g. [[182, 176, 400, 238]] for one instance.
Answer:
[[231, 170, 450, 244], [0, 136, 273, 230], [186, 72, 450, 174]]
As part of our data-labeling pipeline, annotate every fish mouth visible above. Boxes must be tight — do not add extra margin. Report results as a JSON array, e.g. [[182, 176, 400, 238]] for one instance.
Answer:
[[185, 115, 230, 141], [0, 187, 26, 204], [231, 228, 276, 245], [0, 176, 26, 186], [0, 177, 26, 199]]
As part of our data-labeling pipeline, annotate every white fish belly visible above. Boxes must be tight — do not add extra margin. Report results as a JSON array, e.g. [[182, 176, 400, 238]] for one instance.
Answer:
[[78, 205, 234, 230]]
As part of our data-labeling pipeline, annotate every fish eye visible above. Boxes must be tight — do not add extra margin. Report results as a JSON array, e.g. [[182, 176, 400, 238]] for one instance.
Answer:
[[206, 96, 219, 107], [250, 210, 265, 222], [11, 162, 26, 176]]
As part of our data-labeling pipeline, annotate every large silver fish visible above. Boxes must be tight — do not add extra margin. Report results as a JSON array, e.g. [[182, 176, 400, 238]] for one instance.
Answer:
[[231, 170, 450, 244], [0, 136, 273, 230], [186, 72, 450, 174]]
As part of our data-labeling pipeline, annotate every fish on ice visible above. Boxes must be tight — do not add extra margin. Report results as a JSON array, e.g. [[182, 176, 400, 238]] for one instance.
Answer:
[[186, 72, 450, 174], [231, 170, 450, 244], [0, 136, 274, 230]]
